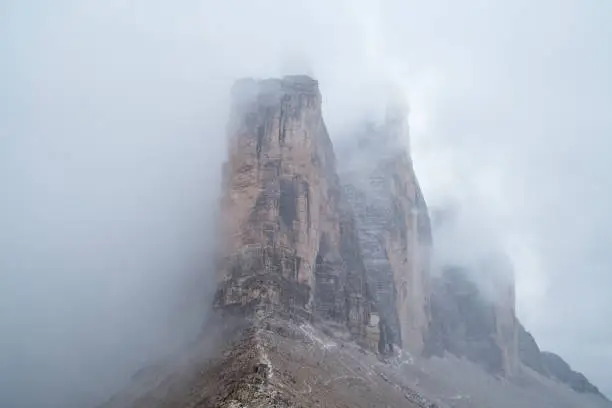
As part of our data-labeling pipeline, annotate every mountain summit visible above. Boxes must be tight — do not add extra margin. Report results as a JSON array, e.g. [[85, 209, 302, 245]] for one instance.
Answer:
[[103, 76, 608, 408]]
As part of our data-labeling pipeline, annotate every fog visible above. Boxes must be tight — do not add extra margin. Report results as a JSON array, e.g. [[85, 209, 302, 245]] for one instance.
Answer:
[[2, 1, 611, 406]]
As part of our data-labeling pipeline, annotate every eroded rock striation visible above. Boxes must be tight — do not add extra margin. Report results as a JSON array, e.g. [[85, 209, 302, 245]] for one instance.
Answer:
[[213, 75, 369, 338]]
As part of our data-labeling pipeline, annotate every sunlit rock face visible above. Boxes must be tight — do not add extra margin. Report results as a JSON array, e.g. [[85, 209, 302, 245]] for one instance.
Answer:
[[213, 75, 369, 338], [337, 104, 432, 356]]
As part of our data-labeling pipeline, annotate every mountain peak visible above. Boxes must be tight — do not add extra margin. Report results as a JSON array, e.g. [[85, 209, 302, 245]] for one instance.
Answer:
[[103, 77, 610, 408]]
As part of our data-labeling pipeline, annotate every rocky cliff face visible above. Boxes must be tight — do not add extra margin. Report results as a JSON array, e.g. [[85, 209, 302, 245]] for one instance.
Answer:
[[424, 205, 520, 377], [101, 75, 609, 408], [424, 265, 518, 376], [213, 75, 369, 338], [336, 108, 432, 356], [425, 260, 603, 398]]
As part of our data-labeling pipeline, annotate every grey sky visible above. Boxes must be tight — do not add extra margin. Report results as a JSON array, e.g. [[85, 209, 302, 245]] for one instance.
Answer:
[[1, 0, 611, 406]]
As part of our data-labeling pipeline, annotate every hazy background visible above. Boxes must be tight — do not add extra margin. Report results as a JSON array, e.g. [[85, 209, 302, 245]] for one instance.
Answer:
[[1, 1, 611, 406]]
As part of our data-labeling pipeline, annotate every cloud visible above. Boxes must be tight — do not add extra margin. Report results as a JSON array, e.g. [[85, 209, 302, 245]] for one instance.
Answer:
[[1, 0, 611, 405]]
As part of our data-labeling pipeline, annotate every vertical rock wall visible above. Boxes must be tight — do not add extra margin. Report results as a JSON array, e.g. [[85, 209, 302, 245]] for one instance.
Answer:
[[212, 75, 522, 374], [214, 76, 369, 337], [424, 258, 519, 377]]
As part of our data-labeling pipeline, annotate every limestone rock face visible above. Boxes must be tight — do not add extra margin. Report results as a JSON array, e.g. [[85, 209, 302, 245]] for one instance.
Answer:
[[337, 107, 432, 355], [424, 265, 519, 377], [213, 76, 369, 337]]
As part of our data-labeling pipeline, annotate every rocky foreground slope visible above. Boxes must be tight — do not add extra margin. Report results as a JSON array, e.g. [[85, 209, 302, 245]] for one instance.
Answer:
[[102, 75, 608, 408]]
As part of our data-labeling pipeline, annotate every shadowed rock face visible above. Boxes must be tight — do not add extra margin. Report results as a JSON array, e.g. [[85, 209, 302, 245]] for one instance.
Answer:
[[424, 266, 519, 377], [426, 265, 603, 398], [214, 75, 369, 338], [337, 110, 432, 356], [425, 207, 520, 377]]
